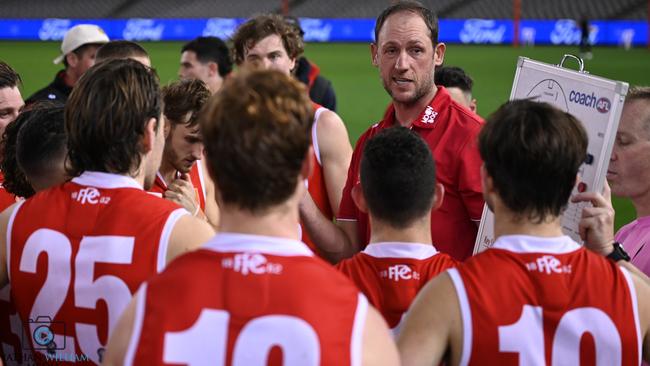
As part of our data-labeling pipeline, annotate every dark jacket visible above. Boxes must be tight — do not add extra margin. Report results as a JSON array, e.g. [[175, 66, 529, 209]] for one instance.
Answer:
[[26, 70, 72, 105], [294, 57, 337, 111]]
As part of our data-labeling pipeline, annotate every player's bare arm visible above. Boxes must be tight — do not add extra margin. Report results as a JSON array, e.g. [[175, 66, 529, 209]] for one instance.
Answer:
[[362, 305, 400, 366], [200, 159, 220, 228], [397, 272, 462, 366], [299, 193, 360, 263], [316, 109, 353, 215], [102, 291, 139, 366], [0, 202, 19, 288], [166, 214, 215, 264]]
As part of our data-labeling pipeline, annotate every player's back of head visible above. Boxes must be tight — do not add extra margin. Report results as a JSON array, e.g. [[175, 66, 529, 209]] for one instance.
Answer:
[[96, 40, 150, 65], [65, 58, 161, 176], [435, 65, 473, 94], [361, 126, 436, 228], [200, 68, 313, 212], [479, 99, 587, 221], [1, 102, 67, 197]]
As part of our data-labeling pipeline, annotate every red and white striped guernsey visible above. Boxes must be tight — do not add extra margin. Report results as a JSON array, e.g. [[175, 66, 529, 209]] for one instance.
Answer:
[[337, 242, 456, 334], [449, 235, 641, 366], [125, 233, 368, 366], [8, 171, 186, 365]]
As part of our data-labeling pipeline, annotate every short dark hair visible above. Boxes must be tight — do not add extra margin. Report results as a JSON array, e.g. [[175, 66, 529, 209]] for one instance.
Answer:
[[0, 61, 21, 89], [479, 100, 588, 222], [361, 127, 436, 228], [96, 40, 149, 63], [65, 58, 161, 176], [200, 69, 313, 212], [181, 37, 232, 77], [626, 86, 650, 102], [232, 14, 304, 65], [162, 79, 211, 129], [435, 66, 473, 94], [1, 102, 65, 198], [374, 0, 438, 45]]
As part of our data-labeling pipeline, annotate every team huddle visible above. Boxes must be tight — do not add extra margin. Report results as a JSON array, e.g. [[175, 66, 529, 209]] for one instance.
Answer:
[[0, 1, 649, 365]]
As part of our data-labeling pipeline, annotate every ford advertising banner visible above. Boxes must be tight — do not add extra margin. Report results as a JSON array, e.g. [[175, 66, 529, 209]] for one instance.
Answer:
[[0, 18, 647, 46]]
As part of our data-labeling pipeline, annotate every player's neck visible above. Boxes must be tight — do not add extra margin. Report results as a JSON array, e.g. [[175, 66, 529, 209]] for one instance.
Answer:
[[218, 201, 301, 241], [392, 87, 437, 128], [368, 216, 432, 246], [494, 209, 564, 239], [158, 159, 177, 185]]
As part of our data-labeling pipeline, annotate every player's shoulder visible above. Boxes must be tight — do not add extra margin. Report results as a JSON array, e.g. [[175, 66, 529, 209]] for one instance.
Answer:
[[446, 99, 483, 132]]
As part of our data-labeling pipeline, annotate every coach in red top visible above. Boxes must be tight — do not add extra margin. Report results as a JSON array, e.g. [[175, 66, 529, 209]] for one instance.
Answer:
[[301, 0, 484, 262]]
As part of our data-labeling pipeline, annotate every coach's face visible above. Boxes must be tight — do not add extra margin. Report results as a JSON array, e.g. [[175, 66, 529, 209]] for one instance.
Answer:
[[371, 11, 445, 105], [608, 99, 650, 199]]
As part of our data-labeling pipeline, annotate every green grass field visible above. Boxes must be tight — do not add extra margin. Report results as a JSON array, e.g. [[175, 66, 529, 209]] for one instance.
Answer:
[[1, 41, 649, 229]]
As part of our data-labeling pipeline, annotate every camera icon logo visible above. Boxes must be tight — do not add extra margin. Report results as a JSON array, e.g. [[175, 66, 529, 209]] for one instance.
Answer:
[[24, 316, 66, 353]]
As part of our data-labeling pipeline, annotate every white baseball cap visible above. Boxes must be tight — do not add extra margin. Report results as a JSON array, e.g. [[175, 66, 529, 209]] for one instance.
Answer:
[[53, 24, 110, 64]]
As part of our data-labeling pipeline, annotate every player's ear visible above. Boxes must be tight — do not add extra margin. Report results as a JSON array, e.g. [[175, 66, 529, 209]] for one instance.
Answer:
[[141, 117, 157, 153], [370, 43, 379, 67], [470, 98, 477, 113], [208, 61, 219, 77], [163, 115, 171, 139], [433, 42, 446, 67], [431, 183, 445, 211], [351, 183, 368, 213]]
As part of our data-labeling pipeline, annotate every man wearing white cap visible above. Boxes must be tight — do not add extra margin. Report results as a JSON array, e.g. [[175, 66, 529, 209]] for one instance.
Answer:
[[26, 24, 109, 104]]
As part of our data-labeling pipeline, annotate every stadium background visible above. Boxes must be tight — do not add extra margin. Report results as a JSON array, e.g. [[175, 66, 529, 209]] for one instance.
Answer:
[[0, 0, 648, 230]]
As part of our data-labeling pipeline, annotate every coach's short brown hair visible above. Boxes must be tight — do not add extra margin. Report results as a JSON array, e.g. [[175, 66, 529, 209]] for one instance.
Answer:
[[231, 14, 304, 65], [200, 69, 313, 212], [65, 58, 161, 176], [0, 61, 21, 89], [162, 79, 211, 129]]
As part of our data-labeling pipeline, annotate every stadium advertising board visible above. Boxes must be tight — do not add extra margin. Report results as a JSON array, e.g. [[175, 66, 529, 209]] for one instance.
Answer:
[[0, 18, 646, 46]]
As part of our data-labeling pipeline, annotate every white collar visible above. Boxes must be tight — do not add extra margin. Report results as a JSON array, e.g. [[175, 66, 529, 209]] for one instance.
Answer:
[[203, 232, 314, 257], [71, 171, 143, 190], [363, 242, 438, 260], [491, 235, 581, 254]]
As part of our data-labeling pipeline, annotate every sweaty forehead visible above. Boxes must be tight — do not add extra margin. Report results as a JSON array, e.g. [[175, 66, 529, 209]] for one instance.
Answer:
[[377, 11, 431, 45], [0, 86, 24, 108]]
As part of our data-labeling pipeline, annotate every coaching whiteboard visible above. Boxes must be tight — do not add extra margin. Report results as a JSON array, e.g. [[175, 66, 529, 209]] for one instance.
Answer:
[[474, 56, 628, 254]]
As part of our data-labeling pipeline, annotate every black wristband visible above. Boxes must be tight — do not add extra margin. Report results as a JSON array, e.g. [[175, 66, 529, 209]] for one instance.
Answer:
[[606, 242, 631, 262]]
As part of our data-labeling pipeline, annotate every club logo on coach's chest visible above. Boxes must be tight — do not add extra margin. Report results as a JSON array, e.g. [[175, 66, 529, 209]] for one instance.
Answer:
[[421, 106, 438, 124]]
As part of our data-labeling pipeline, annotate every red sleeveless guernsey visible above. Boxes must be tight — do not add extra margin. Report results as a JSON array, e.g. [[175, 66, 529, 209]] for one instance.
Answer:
[[337, 242, 456, 335], [8, 172, 186, 365], [449, 235, 641, 366], [149, 161, 207, 211], [126, 233, 368, 366], [301, 103, 333, 258]]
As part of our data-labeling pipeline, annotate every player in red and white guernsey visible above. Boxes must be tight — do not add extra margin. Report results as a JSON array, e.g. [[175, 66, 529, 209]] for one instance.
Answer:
[[398, 100, 650, 365], [231, 15, 353, 260], [0, 61, 26, 366], [149, 79, 219, 227], [103, 69, 398, 366], [0, 59, 214, 365], [0, 104, 69, 365], [336, 127, 456, 335]]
